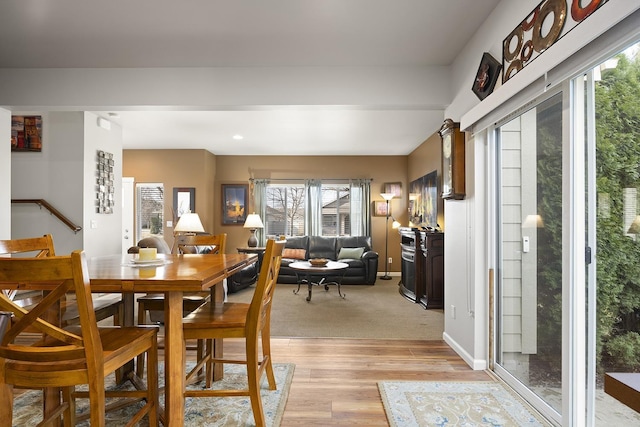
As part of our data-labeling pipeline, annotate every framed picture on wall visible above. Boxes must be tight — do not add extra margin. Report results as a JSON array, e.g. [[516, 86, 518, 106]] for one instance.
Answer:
[[222, 184, 248, 225], [383, 182, 402, 198], [11, 115, 42, 152], [173, 187, 195, 218], [373, 200, 390, 217], [408, 170, 438, 227]]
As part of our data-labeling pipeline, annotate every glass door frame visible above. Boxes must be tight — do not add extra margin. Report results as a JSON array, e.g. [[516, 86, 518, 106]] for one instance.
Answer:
[[489, 82, 585, 426]]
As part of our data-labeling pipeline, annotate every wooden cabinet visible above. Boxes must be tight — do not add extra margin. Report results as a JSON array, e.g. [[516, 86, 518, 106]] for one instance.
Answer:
[[398, 228, 444, 309]]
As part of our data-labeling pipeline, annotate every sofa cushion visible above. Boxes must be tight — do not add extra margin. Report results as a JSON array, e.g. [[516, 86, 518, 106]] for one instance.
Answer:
[[308, 236, 336, 260], [338, 247, 365, 260], [337, 236, 372, 252], [284, 236, 309, 249], [282, 248, 306, 259]]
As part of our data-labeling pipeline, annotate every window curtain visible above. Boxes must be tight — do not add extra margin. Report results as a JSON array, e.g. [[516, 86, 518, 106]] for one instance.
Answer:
[[305, 179, 323, 236], [349, 179, 371, 236], [252, 179, 269, 246]]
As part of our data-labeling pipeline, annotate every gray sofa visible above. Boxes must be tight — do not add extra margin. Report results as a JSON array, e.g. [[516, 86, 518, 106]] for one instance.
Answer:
[[277, 236, 378, 285]]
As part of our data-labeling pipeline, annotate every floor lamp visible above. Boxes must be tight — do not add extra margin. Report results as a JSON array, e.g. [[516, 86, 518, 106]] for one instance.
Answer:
[[380, 193, 394, 280]]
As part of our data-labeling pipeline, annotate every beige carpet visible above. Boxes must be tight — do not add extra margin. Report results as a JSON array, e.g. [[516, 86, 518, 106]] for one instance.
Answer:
[[13, 362, 294, 427], [228, 278, 444, 340]]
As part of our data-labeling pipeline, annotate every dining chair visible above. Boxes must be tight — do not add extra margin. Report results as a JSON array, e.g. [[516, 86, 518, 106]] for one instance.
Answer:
[[182, 238, 285, 427], [0, 250, 159, 426], [0, 234, 123, 329], [136, 233, 227, 377]]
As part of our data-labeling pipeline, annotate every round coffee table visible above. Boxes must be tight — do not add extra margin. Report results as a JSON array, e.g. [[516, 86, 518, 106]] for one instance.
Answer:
[[289, 261, 348, 302]]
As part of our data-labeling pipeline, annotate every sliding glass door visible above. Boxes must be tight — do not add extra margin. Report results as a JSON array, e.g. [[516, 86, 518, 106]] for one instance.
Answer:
[[495, 91, 564, 424], [493, 41, 640, 426]]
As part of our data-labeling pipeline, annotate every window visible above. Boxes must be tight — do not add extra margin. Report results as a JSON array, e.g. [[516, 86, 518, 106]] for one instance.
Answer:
[[321, 184, 350, 236], [260, 179, 370, 237], [136, 183, 164, 241], [265, 184, 305, 236]]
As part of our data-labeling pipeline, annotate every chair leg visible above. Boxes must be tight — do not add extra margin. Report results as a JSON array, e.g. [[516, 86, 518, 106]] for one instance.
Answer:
[[88, 379, 107, 426], [261, 324, 276, 390], [0, 367, 13, 427], [246, 337, 266, 427], [146, 338, 159, 427], [62, 386, 75, 427]]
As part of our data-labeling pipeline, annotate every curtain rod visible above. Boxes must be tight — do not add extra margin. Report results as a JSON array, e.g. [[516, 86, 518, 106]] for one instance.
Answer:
[[249, 178, 372, 182]]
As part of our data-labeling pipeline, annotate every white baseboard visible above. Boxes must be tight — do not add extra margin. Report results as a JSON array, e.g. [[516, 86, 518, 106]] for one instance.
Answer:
[[443, 331, 487, 370]]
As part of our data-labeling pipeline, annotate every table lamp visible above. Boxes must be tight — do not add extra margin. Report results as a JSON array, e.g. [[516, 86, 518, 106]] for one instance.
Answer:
[[244, 213, 264, 247], [172, 212, 205, 252]]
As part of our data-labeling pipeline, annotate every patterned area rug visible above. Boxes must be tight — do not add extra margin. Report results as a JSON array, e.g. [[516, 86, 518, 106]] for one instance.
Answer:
[[12, 362, 295, 427], [378, 380, 552, 427]]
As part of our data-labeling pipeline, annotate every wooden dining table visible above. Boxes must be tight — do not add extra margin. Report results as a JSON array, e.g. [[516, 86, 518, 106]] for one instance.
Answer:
[[87, 252, 257, 426], [1, 252, 257, 427]]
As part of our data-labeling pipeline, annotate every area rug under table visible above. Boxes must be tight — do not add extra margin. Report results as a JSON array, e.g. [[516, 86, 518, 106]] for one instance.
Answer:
[[378, 380, 552, 427], [13, 362, 295, 427]]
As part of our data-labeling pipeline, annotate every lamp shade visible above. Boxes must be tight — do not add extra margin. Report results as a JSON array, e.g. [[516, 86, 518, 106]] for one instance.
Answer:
[[243, 213, 264, 229], [380, 193, 394, 201], [174, 212, 205, 233]]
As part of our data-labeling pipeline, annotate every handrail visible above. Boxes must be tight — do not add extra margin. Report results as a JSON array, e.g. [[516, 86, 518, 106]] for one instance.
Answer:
[[11, 199, 82, 233]]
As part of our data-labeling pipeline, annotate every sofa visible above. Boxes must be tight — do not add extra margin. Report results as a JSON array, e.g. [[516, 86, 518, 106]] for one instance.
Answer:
[[277, 236, 378, 285]]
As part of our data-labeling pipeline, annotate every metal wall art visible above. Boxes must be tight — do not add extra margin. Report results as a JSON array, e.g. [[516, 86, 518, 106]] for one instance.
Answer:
[[503, 0, 609, 83], [96, 150, 115, 214]]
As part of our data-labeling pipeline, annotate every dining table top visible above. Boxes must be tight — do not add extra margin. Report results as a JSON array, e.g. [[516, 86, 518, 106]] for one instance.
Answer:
[[0, 253, 258, 293]]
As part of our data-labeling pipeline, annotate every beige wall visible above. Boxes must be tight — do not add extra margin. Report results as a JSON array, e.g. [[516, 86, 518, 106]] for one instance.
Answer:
[[123, 144, 443, 273], [123, 149, 217, 249], [215, 155, 408, 271]]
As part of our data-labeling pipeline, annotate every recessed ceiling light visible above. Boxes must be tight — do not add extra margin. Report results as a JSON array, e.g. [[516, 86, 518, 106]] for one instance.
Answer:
[[233, 134, 244, 140]]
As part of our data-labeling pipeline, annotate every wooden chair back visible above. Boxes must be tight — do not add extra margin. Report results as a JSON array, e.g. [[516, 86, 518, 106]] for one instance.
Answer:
[[0, 234, 56, 258], [248, 239, 285, 336], [0, 250, 100, 357], [0, 234, 56, 302], [0, 251, 159, 426], [176, 233, 227, 255]]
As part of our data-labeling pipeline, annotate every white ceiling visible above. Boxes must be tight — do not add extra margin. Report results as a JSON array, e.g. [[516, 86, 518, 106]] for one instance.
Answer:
[[0, 0, 501, 155]]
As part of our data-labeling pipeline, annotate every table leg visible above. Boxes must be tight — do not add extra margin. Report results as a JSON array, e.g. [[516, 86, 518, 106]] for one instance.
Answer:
[[119, 293, 135, 383], [164, 291, 185, 426]]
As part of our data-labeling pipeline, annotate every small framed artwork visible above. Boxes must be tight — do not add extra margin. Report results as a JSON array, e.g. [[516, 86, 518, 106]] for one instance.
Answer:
[[384, 182, 402, 198], [11, 115, 42, 152], [173, 187, 195, 218], [472, 52, 502, 101], [222, 184, 248, 225], [373, 200, 390, 217]]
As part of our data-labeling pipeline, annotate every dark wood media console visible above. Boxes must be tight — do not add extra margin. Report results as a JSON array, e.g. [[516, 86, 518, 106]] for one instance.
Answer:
[[398, 227, 444, 309]]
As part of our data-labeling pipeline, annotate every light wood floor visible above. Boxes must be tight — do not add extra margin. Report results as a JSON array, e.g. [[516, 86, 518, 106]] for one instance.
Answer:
[[215, 337, 492, 426]]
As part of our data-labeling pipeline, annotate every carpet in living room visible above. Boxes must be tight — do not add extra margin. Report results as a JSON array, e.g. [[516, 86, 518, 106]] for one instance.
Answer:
[[228, 279, 444, 340]]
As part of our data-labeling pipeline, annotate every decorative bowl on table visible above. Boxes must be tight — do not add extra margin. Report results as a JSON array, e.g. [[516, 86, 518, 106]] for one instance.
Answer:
[[309, 258, 328, 267]]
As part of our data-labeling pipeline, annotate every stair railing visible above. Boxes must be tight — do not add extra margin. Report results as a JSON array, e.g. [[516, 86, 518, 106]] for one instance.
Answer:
[[11, 199, 82, 233]]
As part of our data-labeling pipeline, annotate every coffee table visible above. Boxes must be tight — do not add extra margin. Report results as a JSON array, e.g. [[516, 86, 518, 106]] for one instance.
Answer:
[[289, 260, 348, 301]]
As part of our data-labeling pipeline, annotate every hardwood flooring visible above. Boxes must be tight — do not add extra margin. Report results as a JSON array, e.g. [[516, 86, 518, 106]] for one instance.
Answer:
[[13, 335, 491, 425], [213, 337, 492, 426]]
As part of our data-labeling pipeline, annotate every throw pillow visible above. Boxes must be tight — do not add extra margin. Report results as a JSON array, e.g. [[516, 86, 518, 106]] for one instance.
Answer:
[[338, 247, 365, 260], [282, 248, 306, 259]]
